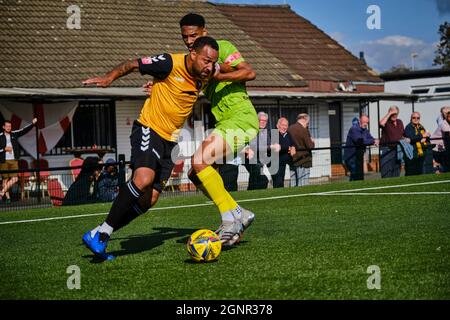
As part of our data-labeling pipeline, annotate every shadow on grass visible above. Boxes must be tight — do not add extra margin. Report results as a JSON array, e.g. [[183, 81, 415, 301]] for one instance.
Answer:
[[82, 226, 197, 263], [82, 227, 250, 263], [183, 258, 220, 264]]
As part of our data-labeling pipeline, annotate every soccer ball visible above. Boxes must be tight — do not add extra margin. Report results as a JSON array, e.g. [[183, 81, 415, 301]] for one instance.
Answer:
[[187, 229, 222, 262]]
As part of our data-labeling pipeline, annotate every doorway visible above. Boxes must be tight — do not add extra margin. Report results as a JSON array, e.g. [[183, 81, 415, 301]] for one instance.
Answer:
[[328, 102, 342, 164]]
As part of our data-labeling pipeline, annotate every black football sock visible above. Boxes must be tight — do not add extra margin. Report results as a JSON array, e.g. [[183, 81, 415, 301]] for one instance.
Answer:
[[112, 187, 153, 232], [104, 180, 144, 231]]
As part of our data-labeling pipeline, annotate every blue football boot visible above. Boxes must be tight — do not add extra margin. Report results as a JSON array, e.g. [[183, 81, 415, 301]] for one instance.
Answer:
[[82, 230, 115, 260]]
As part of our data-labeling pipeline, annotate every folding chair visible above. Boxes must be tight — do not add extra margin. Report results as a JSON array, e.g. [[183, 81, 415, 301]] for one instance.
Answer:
[[32, 158, 50, 197], [69, 157, 84, 181], [18, 159, 31, 200]]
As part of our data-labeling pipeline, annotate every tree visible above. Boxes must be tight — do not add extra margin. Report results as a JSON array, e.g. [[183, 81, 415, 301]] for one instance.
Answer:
[[386, 64, 411, 73], [434, 22, 450, 68]]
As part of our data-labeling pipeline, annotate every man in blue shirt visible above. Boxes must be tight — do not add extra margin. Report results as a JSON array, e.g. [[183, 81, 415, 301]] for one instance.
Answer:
[[343, 115, 376, 181]]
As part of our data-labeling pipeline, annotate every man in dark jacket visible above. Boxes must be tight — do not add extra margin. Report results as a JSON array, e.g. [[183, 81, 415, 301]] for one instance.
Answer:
[[343, 115, 376, 181], [0, 118, 37, 203], [288, 113, 315, 187], [271, 117, 293, 188]]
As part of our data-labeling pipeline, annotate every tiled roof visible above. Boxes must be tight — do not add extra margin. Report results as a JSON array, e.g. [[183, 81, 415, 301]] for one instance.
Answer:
[[0, 0, 306, 88], [214, 3, 382, 83]]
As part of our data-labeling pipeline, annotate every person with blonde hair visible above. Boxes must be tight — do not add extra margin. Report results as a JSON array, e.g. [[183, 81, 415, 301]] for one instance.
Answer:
[[404, 112, 430, 176]]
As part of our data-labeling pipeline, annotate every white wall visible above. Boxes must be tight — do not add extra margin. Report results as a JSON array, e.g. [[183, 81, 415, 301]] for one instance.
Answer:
[[369, 76, 450, 140], [115, 100, 144, 161], [311, 102, 331, 178], [342, 102, 360, 141], [36, 97, 364, 186]]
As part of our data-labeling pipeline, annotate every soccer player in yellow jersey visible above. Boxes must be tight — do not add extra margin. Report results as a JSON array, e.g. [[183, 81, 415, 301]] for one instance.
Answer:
[[143, 14, 259, 246], [81, 37, 219, 260]]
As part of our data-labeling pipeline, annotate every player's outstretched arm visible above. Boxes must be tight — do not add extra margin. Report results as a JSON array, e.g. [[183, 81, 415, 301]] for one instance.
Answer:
[[83, 59, 139, 87], [214, 61, 256, 83]]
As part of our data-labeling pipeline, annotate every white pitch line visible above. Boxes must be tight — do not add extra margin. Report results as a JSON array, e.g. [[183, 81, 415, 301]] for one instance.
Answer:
[[0, 202, 212, 226], [318, 179, 450, 194], [0, 179, 449, 226], [236, 179, 450, 203], [0, 212, 109, 225], [311, 192, 450, 196]]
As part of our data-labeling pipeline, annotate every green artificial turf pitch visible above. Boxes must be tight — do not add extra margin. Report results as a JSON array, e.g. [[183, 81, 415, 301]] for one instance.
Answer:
[[0, 174, 449, 299]]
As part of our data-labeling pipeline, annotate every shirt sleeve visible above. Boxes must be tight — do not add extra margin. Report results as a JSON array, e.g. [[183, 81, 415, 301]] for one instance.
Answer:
[[138, 53, 173, 79], [219, 40, 245, 68], [441, 121, 450, 133], [363, 130, 375, 145], [13, 122, 35, 138]]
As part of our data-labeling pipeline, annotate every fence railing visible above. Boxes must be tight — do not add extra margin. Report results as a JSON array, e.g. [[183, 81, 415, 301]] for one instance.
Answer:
[[1, 139, 448, 212]]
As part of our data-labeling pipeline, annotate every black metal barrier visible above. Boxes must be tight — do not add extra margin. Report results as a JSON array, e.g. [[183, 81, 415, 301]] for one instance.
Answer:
[[0, 138, 448, 212]]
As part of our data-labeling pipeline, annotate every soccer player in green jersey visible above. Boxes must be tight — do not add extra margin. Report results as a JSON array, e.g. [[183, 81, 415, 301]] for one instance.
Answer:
[[179, 13, 259, 246]]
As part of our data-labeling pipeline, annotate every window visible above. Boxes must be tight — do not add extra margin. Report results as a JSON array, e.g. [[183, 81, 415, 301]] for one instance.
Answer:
[[279, 104, 318, 139], [254, 103, 318, 138], [51, 101, 116, 154], [411, 88, 430, 95], [434, 87, 450, 94]]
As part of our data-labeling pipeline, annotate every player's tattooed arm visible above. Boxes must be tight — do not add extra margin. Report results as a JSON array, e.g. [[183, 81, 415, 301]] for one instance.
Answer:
[[82, 59, 139, 87], [214, 61, 256, 83]]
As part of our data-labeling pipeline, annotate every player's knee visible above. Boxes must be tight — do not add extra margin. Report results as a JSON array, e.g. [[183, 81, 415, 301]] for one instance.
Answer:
[[133, 173, 154, 190], [191, 163, 202, 174], [190, 157, 207, 174]]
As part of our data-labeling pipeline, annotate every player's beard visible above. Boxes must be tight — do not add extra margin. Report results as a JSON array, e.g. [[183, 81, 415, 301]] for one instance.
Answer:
[[192, 64, 211, 81]]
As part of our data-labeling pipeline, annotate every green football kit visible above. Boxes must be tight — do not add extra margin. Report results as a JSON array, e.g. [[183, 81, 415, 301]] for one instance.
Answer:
[[203, 40, 259, 153]]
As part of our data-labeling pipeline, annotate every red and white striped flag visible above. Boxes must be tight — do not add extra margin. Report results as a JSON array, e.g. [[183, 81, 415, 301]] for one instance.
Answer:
[[0, 101, 78, 158]]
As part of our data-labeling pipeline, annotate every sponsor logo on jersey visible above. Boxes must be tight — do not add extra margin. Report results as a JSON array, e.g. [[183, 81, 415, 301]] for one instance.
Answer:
[[173, 76, 185, 82], [141, 54, 167, 64], [224, 52, 241, 65]]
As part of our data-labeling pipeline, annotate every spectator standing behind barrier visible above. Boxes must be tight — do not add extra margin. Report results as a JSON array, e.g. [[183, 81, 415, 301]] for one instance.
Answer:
[[403, 112, 430, 176], [433, 110, 450, 172], [218, 155, 242, 192], [63, 156, 101, 206], [379, 106, 404, 178], [431, 106, 450, 172], [288, 113, 315, 187], [271, 117, 293, 188], [0, 118, 37, 204], [343, 115, 376, 181], [244, 112, 280, 190], [97, 158, 119, 202]]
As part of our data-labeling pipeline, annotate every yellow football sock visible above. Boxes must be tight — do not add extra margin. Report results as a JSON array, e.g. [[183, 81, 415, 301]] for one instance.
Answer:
[[196, 166, 238, 214]]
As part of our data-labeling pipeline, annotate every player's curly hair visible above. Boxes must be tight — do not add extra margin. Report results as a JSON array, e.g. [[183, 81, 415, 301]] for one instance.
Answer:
[[179, 13, 205, 28]]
